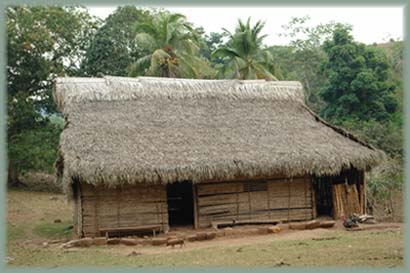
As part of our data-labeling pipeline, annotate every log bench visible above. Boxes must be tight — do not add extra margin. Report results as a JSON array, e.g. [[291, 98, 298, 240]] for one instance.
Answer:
[[99, 225, 162, 238]]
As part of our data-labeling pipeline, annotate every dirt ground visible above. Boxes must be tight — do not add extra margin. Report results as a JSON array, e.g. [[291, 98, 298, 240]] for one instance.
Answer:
[[6, 189, 404, 267]]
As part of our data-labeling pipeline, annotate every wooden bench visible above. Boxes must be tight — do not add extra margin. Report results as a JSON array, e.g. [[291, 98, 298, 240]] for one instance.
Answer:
[[211, 219, 279, 229], [99, 225, 162, 238]]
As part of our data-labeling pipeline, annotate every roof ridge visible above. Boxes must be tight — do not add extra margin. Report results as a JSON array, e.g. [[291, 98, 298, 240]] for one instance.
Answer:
[[53, 76, 305, 113]]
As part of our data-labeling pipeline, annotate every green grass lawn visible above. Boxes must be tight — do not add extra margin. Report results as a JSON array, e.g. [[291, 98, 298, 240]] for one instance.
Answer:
[[6, 190, 404, 268]]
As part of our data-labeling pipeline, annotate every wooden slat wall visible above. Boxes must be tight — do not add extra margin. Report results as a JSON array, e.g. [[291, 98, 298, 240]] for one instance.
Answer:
[[80, 183, 168, 237], [196, 177, 313, 228]]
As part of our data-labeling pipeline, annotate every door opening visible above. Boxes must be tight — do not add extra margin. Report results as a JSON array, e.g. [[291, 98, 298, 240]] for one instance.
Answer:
[[167, 181, 194, 227], [313, 176, 333, 217]]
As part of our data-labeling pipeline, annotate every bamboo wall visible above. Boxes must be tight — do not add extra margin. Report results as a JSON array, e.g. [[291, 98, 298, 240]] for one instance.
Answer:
[[78, 183, 168, 237], [196, 177, 314, 228]]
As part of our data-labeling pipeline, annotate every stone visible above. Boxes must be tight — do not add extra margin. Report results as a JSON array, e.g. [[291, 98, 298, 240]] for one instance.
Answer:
[[120, 238, 138, 246], [186, 235, 197, 242], [319, 220, 336, 228], [257, 227, 270, 234], [151, 238, 168, 246], [63, 237, 93, 248], [223, 227, 234, 236], [107, 238, 121, 245], [93, 237, 107, 246], [289, 222, 306, 230], [78, 237, 93, 247], [166, 238, 185, 247], [196, 232, 207, 241], [243, 228, 259, 235], [305, 220, 321, 230], [277, 223, 289, 231], [206, 232, 216, 240]]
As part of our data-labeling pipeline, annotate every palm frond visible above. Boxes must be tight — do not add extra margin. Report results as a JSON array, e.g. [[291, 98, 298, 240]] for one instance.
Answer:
[[128, 54, 152, 77], [212, 47, 240, 59], [135, 33, 158, 51], [135, 22, 158, 38]]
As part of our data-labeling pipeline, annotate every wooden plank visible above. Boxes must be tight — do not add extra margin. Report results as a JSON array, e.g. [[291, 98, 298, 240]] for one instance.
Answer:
[[311, 178, 317, 219], [362, 172, 366, 214], [197, 183, 242, 196], [193, 184, 199, 229], [78, 182, 84, 237], [99, 225, 161, 233]]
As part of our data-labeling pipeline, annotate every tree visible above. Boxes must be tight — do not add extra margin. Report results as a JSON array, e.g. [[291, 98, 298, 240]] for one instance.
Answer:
[[276, 16, 350, 112], [6, 6, 99, 186], [212, 18, 277, 80], [129, 11, 214, 78], [200, 31, 226, 64], [80, 6, 152, 76], [319, 26, 398, 123]]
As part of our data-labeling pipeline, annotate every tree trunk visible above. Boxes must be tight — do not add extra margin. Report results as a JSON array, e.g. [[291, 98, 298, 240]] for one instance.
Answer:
[[7, 162, 25, 188]]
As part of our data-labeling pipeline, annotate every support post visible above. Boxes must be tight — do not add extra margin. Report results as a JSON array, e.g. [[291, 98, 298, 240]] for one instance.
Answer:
[[311, 177, 317, 219], [192, 183, 199, 229]]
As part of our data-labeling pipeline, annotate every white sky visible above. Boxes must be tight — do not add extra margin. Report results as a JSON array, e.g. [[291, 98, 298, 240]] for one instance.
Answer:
[[87, 5, 404, 45]]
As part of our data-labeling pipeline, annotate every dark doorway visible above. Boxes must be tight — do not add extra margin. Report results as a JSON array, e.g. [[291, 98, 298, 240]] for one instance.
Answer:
[[166, 181, 194, 227], [313, 176, 333, 217]]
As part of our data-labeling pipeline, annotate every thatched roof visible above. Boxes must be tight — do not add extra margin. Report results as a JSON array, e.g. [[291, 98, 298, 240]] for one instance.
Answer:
[[54, 76, 383, 189]]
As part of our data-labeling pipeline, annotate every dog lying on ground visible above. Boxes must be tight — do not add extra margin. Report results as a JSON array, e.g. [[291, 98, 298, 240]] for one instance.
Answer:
[[166, 238, 185, 248]]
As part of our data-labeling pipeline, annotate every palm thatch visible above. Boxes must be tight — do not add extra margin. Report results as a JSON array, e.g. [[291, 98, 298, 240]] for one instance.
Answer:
[[54, 76, 383, 191]]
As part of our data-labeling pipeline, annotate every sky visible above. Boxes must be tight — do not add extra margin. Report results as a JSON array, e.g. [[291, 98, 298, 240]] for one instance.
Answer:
[[87, 5, 404, 46]]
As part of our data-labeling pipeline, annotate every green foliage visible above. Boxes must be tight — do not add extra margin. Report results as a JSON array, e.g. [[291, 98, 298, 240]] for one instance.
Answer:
[[201, 32, 227, 62], [129, 11, 214, 78], [80, 6, 151, 76], [367, 157, 402, 200], [6, 6, 98, 181], [212, 18, 277, 80], [8, 123, 63, 174], [319, 26, 398, 123], [341, 118, 402, 158], [275, 16, 348, 112]]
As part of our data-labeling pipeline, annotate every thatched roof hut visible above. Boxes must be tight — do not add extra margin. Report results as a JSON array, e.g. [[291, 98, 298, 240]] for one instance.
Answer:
[[54, 76, 383, 236], [54, 76, 382, 189]]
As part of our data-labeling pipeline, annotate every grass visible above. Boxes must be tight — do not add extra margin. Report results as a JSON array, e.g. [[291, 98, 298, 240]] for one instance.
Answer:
[[7, 224, 25, 242], [6, 189, 404, 268], [32, 221, 72, 239]]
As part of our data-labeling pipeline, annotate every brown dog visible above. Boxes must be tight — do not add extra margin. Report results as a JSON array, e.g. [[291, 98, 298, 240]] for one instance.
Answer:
[[166, 238, 185, 248]]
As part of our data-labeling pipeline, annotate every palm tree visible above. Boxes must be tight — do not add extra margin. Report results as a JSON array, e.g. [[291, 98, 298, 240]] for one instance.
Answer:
[[129, 12, 213, 78], [212, 18, 277, 80]]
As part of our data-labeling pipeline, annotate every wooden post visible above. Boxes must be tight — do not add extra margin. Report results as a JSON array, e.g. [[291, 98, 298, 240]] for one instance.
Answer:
[[311, 177, 317, 219], [267, 181, 271, 219], [78, 182, 84, 238], [192, 183, 199, 229], [362, 172, 366, 214], [236, 183, 240, 221], [94, 186, 99, 237], [116, 187, 120, 227], [304, 177, 307, 221], [287, 177, 292, 223], [248, 187, 252, 220]]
